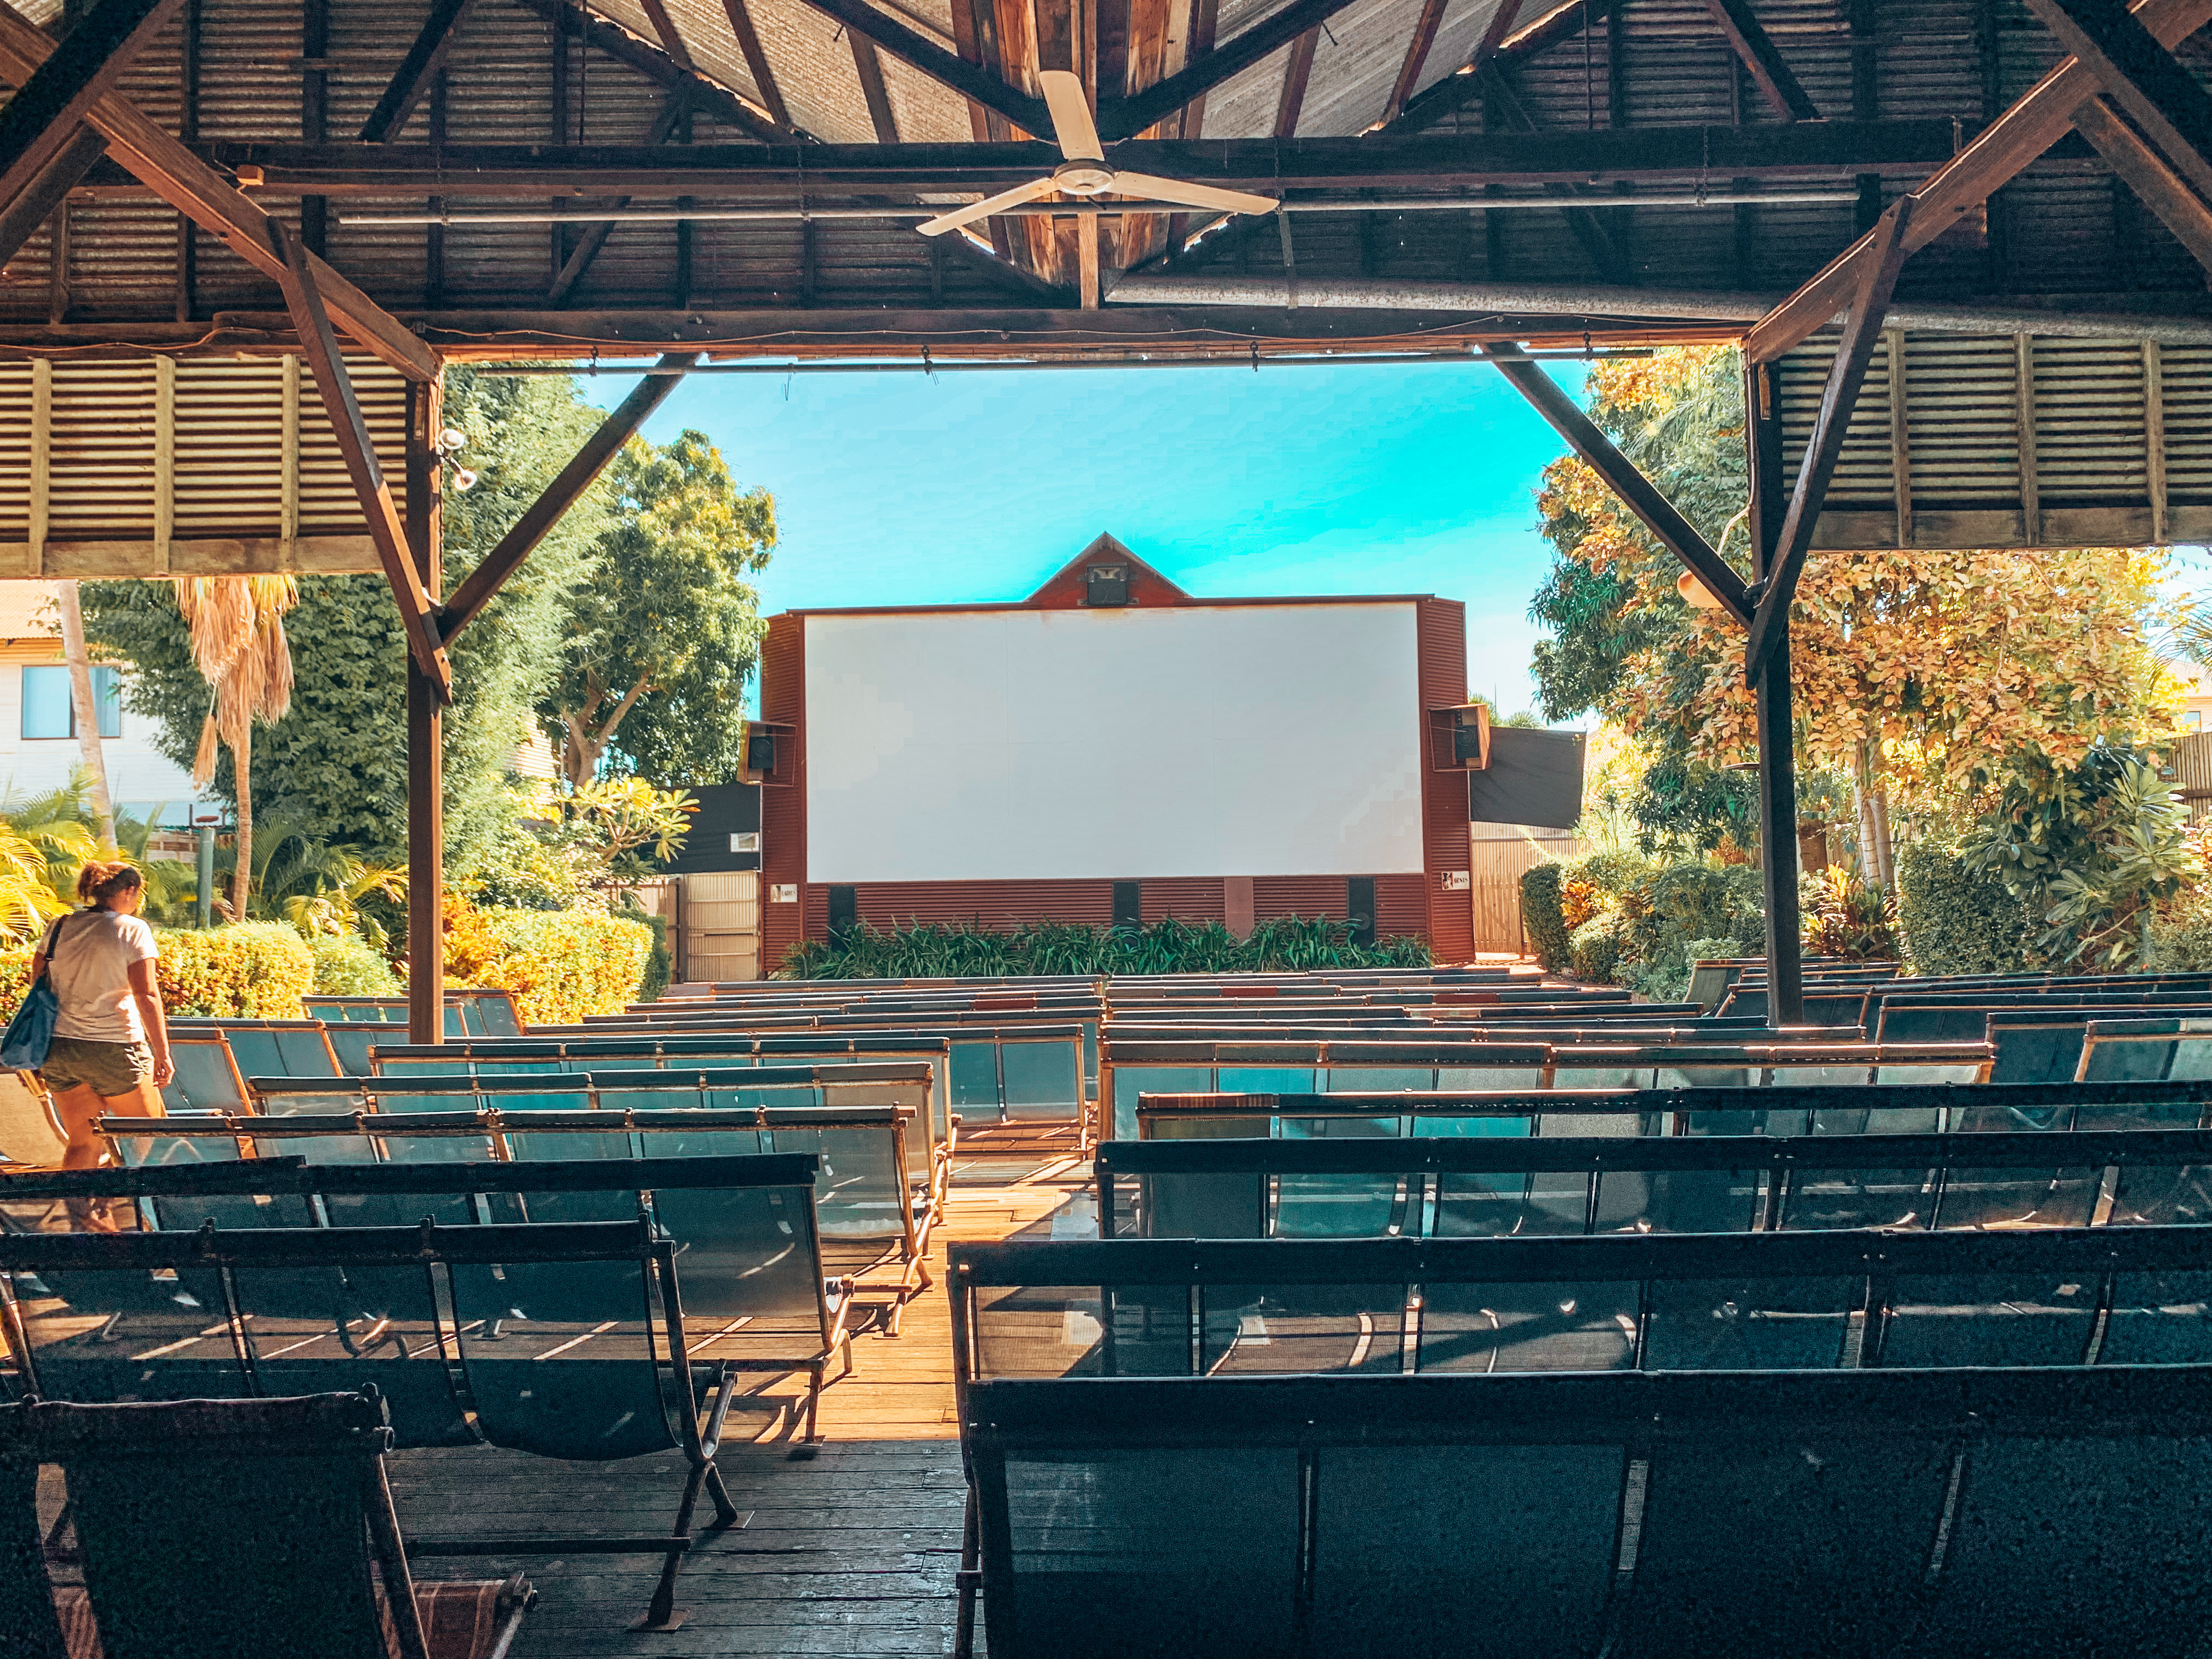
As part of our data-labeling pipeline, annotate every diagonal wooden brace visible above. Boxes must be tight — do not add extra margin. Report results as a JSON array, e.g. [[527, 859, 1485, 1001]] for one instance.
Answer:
[[0, 0, 182, 229], [1743, 197, 1915, 684], [2024, 0, 2212, 206], [269, 219, 453, 701], [1481, 342, 1754, 630], [441, 354, 699, 641]]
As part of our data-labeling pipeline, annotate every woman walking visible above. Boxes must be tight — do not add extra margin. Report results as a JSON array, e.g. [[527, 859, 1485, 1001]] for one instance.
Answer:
[[31, 860, 173, 1229]]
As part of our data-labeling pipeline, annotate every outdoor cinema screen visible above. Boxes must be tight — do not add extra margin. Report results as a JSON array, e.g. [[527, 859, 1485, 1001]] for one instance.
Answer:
[[803, 603, 1426, 884]]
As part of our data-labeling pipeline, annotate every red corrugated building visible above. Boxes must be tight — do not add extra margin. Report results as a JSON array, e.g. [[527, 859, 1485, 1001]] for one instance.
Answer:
[[757, 535, 1476, 964]]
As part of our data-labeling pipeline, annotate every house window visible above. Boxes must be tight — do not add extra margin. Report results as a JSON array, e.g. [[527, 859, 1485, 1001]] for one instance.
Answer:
[[22, 665, 121, 740]]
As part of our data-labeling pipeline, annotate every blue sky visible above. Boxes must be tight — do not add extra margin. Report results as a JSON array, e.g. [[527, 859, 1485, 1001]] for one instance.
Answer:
[[627, 357, 1586, 720]]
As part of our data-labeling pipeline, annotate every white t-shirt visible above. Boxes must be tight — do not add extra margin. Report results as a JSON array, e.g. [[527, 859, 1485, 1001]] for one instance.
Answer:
[[44, 910, 159, 1045]]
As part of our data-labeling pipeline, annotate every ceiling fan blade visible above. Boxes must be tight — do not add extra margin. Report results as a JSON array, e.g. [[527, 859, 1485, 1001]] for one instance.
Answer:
[[1040, 68, 1104, 162], [916, 176, 1060, 236], [1105, 172, 1279, 217]]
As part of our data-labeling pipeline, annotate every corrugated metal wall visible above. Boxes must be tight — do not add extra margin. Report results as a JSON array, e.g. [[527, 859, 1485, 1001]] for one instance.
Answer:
[[1418, 596, 1475, 962], [759, 613, 806, 972]]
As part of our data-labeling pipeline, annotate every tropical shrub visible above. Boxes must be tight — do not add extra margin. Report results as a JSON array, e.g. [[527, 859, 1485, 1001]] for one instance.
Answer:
[[1520, 864, 1572, 971], [450, 908, 654, 1025], [628, 908, 673, 1002], [1895, 838, 2043, 976], [776, 916, 1431, 979], [1568, 912, 1632, 983], [2149, 896, 2212, 972], [1801, 865, 1902, 962], [1962, 742, 2197, 969], [154, 923, 314, 1017], [309, 932, 402, 995]]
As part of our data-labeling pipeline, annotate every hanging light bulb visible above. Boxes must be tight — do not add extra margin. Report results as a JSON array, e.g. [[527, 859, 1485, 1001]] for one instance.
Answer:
[[451, 467, 479, 492], [1675, 568, 1723, 609], [438, 427, 468, 453]]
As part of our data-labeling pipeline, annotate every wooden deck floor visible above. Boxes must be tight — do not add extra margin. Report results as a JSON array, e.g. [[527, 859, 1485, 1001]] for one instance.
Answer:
[[387, 1144, 1091, 1659]]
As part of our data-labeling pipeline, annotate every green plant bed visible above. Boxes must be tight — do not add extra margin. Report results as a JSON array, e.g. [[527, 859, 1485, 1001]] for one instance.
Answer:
[[775, 916, 1432, 979]]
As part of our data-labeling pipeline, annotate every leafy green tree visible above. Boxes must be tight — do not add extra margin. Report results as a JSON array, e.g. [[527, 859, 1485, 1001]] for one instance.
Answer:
[[81, 366, 612, 876], [545, 430, 775, 788]]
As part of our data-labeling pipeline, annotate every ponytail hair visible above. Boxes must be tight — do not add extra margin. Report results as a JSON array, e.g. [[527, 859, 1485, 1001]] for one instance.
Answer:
[[76, 860, 143, 907]]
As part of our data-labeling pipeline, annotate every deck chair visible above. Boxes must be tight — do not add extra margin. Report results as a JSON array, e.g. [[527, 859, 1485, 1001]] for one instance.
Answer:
[[0, 1391, 532, 1659]]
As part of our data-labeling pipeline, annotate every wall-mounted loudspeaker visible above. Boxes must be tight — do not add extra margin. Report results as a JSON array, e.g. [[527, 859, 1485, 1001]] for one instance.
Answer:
[[827, 885, 857, 934], [746, 731, 777, 773], [1084, 564, 1130, 606], [1112, 880, 1141, 928]]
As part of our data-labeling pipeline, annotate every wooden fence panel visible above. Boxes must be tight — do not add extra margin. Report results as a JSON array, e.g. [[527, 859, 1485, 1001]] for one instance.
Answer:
[[1469, 834, 1583, 953]]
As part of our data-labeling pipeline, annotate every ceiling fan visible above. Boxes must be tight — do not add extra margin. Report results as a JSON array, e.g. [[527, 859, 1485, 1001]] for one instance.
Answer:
[[915, 70, 1279, 237]]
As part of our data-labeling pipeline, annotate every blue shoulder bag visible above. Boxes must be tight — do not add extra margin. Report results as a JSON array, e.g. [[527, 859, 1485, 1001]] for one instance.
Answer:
[[1, 915, 71, 1072]]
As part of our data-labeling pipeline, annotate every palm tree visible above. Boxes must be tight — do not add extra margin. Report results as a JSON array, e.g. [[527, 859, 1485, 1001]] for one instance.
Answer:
[[173, 576, 296, 922], [52, 581, 116, 845]]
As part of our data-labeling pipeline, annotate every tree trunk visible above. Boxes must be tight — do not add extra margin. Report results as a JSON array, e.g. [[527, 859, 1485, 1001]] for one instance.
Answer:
[[54, 580, 116, 845], [1869, 786, 1895, 892], [230, 723, 252, 922], [1853, 759, 1881, 889]]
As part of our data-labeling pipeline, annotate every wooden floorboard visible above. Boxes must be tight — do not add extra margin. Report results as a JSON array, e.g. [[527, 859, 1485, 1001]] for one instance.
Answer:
[[387, 1143, 1089, 1658]]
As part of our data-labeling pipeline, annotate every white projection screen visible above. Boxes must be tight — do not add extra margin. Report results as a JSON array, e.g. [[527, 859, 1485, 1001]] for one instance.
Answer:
[[803, 603, 1426, 883]]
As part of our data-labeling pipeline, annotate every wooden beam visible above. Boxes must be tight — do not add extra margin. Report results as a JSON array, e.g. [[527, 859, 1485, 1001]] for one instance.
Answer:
[[637, 0, 695, 66], [403, 375, 443, 1046], [2016, 332, 2041, 544], [791, 0, 1049, 136], [547, 98, 688, 306], [1744, 198, 1915, 680], [849, 31, 901, 143], [441, 353, 698, 640], [2147, 338, 2170, 540], [0, 122, 104, 274], [358, 0, 473, 143], [1480, 341, 1754, 627], [211, 121, 1978, 193], [1884, 327, 1911, 546], [2072, 93, 2212, 274], [0, 0, 184, 236], [2024, 0, 2212, 204], [1078, 217, 1101, 306], [1383, 0, 1451, 125], [721, 0, 792, 128], [0, 5, 438, 381], [268, 218, 452, 699], [1101, 0, 1370, 139], [1744, 0, 2212, 362], [1274, 27, 1318, 137], [1700, 0, 1819, 120], [501, 0, 800, 142]]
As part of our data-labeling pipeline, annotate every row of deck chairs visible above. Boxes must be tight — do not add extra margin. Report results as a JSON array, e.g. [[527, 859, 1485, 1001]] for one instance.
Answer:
[[0, 1158, 857, 1629], [931, 964, 2212, 1657]]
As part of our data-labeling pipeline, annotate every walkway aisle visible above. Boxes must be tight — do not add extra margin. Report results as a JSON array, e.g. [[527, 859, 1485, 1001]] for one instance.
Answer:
[[386, 1148, 1088, 1659]]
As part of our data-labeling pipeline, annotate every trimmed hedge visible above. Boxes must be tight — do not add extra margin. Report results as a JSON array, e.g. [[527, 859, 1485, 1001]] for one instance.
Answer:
[[465, 909, 655, 1025], [156, 923, 316, 1016], [1897, 838, 2044, 977], [309, 932, 402, 995], [777, 916, 1432, 979], [1520, 864, 1572, 972], [1568, 912, 1631, 983], [0, 922, 320, 1021]]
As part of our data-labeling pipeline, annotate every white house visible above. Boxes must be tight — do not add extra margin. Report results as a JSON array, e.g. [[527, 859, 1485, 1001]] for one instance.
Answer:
[[0, 583, 205, 827]]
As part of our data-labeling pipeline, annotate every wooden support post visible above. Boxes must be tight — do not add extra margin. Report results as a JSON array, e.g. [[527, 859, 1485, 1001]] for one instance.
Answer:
[[404, 377, 443, 1046], [268, 219, 452, 697], [1743, 356, 1803, 1028], [2016, 332, 2042, 545], [1078, 218, 1101, 307], [1480, 341, 1753, 625], [1745, 198, 1915, 681], [2146, 338, 2169, 541], [441, 354, 699, 638]]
